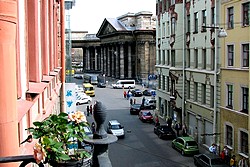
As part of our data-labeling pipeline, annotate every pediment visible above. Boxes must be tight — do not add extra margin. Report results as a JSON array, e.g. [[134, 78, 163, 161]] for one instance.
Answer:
[[98, 21, 117, 36]]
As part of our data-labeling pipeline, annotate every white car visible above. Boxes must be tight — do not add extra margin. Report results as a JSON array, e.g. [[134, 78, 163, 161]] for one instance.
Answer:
[[107, 120, 125, 138], [76, 95, 92, 105]]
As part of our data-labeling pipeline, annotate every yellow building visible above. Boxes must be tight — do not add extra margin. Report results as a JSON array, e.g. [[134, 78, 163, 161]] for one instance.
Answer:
[[220, 0, 249, 160]]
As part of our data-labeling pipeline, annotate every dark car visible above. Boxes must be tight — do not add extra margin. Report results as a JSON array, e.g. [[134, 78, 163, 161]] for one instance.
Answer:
[[172, 136, 199, 156], [194, 153, 228, 167], [143, 89, 156, 96], [154, 125, 176, 139], [131, 89, 143, 97], [138, 110, 153, 123], [97, 82, 106, 88], [130, 103, 141, 115]]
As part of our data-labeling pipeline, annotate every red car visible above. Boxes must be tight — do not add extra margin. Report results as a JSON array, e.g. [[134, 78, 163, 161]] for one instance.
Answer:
[[138, 110, 153, 123]]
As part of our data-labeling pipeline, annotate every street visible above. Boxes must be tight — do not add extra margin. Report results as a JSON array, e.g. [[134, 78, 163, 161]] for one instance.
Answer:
[[75, 81, 196, 167]]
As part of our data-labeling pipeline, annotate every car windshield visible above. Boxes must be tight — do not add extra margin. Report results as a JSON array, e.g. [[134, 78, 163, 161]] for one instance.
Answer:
[[85, 87, 94, 91], [143, 112, 152, 116], [161, 126, 172, 131], [133, 104, 141, 108], [186, 141, 198, 147], [111, 125, 122, 129], [211, 158, 225, 165]]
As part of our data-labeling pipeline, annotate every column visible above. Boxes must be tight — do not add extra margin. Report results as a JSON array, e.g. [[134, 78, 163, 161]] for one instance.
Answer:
[[101, 47, 103, 73], [128, 44, 132, 78], [115, 45, 119, 78], [119, 44, 124, 79], [103, 47, 107, 75], [87, 48, 90, 70], [145, 41, 150, 78], [94, 47, 97, 70], [111, 46, 115, 78], [107, 47, 110, 76], [0, 0, 19, 159]]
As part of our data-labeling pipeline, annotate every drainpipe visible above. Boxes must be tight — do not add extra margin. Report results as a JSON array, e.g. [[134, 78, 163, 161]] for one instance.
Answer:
[[213, 0, 218, 144], [60, 0, 66, 113], [182, 0, 186, 126]]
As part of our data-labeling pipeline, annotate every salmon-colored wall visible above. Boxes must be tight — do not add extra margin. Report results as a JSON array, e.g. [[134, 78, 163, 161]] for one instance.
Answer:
[[0, 0, 19, 164]]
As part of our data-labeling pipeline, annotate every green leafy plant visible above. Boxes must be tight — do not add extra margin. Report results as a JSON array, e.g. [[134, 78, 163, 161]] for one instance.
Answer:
[[27, 111, 91, 165]]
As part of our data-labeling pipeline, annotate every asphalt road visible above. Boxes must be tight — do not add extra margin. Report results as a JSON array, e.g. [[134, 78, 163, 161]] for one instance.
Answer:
[[75, 81, 196, 167]]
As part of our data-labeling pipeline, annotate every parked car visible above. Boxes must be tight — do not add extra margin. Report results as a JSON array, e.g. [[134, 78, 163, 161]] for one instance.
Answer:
[[142, 98, 156, 109], [131, 89, 143, 97], [107, 120, 125, 138], [154, 125, 176, 139], [74, 74, 83, 79], [76, 95, 92, 105], [138, 110, 153, 123], [172, 136, 199, 156], [143, 89, 156, 96], [130, 103, 142, 115], [194, 153, 228, 167], [97, 82, 106, 88]]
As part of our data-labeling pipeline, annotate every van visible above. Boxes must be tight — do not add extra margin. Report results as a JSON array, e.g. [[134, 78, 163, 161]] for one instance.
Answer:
[[143, 98, 156, 109], [82, 83, 95, 97], [112, 80, 135, 89]]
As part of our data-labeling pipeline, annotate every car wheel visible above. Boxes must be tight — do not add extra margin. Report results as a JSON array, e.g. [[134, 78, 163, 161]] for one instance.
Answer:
[[181, 150, 185, 156], [158, 134, 162, 139]]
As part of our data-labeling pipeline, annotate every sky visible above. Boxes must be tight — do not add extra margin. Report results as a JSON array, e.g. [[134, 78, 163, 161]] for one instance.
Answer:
[[69, 0, 156, 34]]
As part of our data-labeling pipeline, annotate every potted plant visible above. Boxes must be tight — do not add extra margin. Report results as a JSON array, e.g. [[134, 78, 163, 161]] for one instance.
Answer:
[[27, 111, 92, 166]]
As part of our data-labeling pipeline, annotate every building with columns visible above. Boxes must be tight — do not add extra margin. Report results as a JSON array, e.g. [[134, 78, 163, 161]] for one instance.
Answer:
[[95, 11, 156, 80], [0, 0, 65, 166]]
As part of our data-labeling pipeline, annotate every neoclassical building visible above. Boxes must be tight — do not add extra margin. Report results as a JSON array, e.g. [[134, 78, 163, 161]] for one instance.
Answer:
[[72, 11, 156, 80]]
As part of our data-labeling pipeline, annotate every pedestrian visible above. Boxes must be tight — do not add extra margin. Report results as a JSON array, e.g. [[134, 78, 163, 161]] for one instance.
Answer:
[[167, 117, 172, 127], [230, 155, 237, 167], [238, 156, 248, 167], [130, 98, 133, 106], [155, 115, 160, 127], [209, 143, 217, 154], [175, 122, 181, 136], [91, 122, 96, 134], [123, 91, 127, 98], [182, 123, 188, 136], [133, 98, 136, 104], [86, 105, 90, 116], [141, 97, 145, 108], [89, 105, 93, 115], [223, 146, 231, 165]]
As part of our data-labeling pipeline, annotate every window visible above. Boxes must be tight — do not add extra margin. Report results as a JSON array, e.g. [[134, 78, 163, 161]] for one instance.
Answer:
[[194, 12, 198, 33], [162, 75, 166, 90], [162, 22, 166, 37], [211, 48, 215, 70], [162, 50, 165, 65], [167, 76, 170, 92], [211, 7, 215, 25], [242, 2, 249, 26], [171, 50, 175, 67], [202, 49, 206, 69], [227, 45, 234, 66], [240, 131, 248, 155], [201, 84, 206, 104], [186, 49, 190, 68], [228, 7, 234, 29], [210, 86, 214, 108], [202, 10, 207, 32], [242, 44, 249, 67], [194, 82, 198, 102], [187, 15, 191, 32], [158, 50, 161, 65], [242, 87, 248, 114], [158, 74, 161, 89], [226, 125, 233, 147], [194, 49, 198, 68], [227, 84, 233, 109], [167, 50, 170, 65], [187, 80, 190, 99]]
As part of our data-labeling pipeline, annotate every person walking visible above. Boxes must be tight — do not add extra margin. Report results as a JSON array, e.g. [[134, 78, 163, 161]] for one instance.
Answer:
[[182, 123, 188, 136], [123, 91, 127, 98], [91, 122, 96, 134], [223, 146, 231, 165], [238, 156, 248, 167], [230, 155, 237, 167], [133, 98, 136, 104], [209, 143, 217, 154], [89, 105, 93, 115], [86, 105, 90, 116], [155, 115, 160, 127], [175, 122, 181, 137]]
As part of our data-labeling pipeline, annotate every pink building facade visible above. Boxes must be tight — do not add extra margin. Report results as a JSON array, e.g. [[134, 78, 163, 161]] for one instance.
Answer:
[[0, 0, 65, 166]]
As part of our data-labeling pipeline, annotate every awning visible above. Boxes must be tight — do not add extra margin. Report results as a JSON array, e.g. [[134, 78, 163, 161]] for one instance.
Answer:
[[42, 75, 54, 82]]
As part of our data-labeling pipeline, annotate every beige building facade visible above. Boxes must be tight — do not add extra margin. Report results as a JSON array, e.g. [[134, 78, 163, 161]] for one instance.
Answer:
[[220, 0, 249, 159]]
